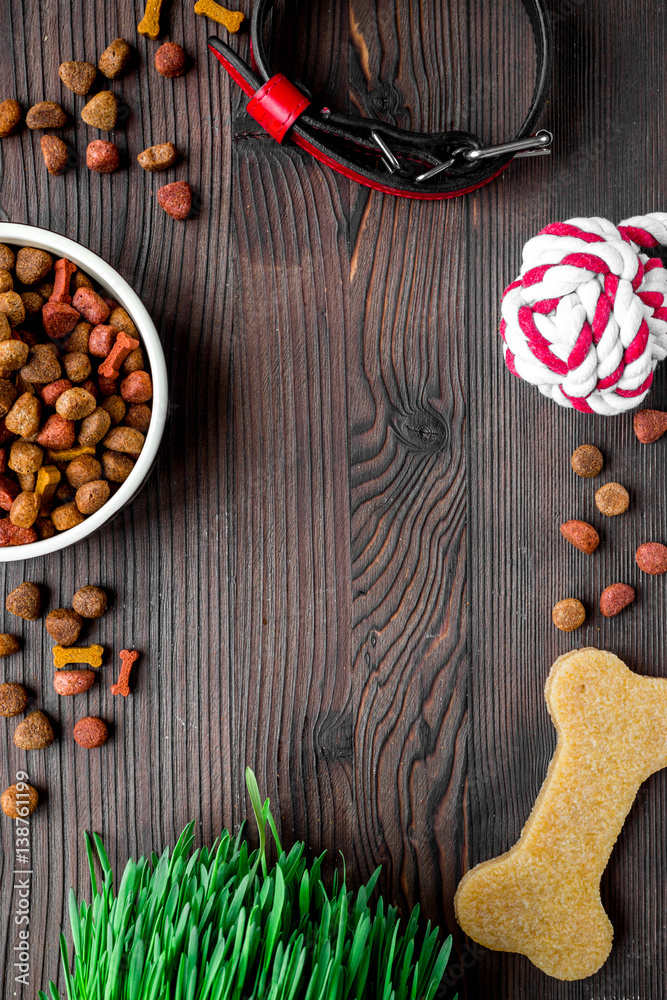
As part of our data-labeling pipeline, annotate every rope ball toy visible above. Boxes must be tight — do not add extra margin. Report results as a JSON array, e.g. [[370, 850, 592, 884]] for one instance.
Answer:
[[500, 214, 667, 415]]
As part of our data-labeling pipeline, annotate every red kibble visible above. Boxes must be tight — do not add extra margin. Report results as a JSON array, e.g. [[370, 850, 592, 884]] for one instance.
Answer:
[[50, 259, 77, 305], [40, 378, 72, 407], [0, 449, 7, 474], [36, 414, 76, 450], [42, 301, 80, 339], [0, 474, 20, 511], [72, 288, 110, 326], [120, 370, 152, 403], [0, 419, 12, 445], [80, 378, 98, 399], [86, 140, 120, 174], [97, 374, 117, 396], [0, 519, 37, 546], [88, 324, 117, 357]]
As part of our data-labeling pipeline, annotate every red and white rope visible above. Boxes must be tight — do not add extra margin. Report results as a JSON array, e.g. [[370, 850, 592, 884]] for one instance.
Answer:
[[500, 214, 667, 414]]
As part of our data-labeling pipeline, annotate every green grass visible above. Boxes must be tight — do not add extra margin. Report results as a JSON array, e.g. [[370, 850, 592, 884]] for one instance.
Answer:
[[39, 768, 455, 1000]]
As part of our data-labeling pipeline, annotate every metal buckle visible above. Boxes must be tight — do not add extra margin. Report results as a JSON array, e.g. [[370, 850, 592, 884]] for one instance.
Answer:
[[415, 129, 553, 184], [371, 131, 400, 173]]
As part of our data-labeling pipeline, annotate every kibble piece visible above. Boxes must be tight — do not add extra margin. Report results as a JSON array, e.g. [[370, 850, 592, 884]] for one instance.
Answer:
[[1, 783, 39, 818], [122, 347, 145, 374], [87, 140, 120, 173], [21, 290, 44, 315], [53, 669, 95, 695], [40, 134, 69, 175], [102, 449, 134, 482], [0, 245, 15, 270], [72, 585, 107, 619], [66, 454, 102, 488], [78, 407, 111, 447], [75, 479, 110, 514], [636, 542, 667, 575], [97, 374, 118, 396], [88, 324, 117, 356], [0, 292, 26, 328], [0, 634, 19, 657], [0, 99, 22, 137], [73, 716, 108, 748], [0, 270, 12, 294], [120, 370, 152, 403], [0, 313, 10, 342], [72, 271, 93, 291], [98, 38, 132, 79], [35, 516, 56, 539], [600, 583, 635, 617], [0, 682, 27, 716], [37, 414, 75, 451], [21, 344, 61, 384], [56, 387, 97, 420], [595, 482, 629, 517], [61, 352, 91, 383], [102, 426, 144, 455], [552, 598, 585, 632], [42, 301, 80, 339], [51, 502, 85, 531], [16, 473, 35, 493], [6, 582, 40, 620], [157, 180, 192, 220], [155, 42, 187, 77], [81, 91, 118, 130], [10, 492, 40, 529], [0, 379, 17, 417], [137, 141, 177, 172], [26, 101, 66, 129], [100, 394, 126, 424], [16, 247, 53, 286], [45, 608, 83, 646], [571, 444, 603, 478], [124, 403, 151, 433], [13, 709, 54, 748], [0, 474, 20, 511], [35, 464, 61, 514], [634, 409, 667, 444], [5, 393, 41, 437], [559, 519, 599, 554], [8, 441, 43, 474], [72, 289, 110, 326], [0, 521, 37, 546], [59, 60, 97, 95], [107, 306, 137, 337], [66, 321, 92, 354]]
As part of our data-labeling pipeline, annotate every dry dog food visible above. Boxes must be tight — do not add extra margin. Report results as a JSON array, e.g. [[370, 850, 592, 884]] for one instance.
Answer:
[[6, 582, 40, 619], [0, 633, 19, 656], [59, 61, 97, 95], [81, 92, 118, 130], [599, 584, 635, 617], [53, 669, 95, 695], [98, 39, 132, 79], [455, 648, 667, 980], [633, 409, 667, 443], [194, 0, 245, 31], [26, 102, 66, 129], [111, 648, 138, 696], [73, 716, 108, 748], [138, 0, 164, 38], [87, 140, 120, 173], [157, 181, 192, 220], [636, 541, 667, 575], [1, 783, 38, 818], [552, 598, 585, 632], [137, 142, 177, 172], [559, 520, 599, 554], [45, 608, 83, 646], [14, 710, 54, 748], [41, 136, 69, 176], [0, 99, 22, 137], [72, 585, 107, 618], [0, 682, 27, 716], [594, 482, 629, 517], [53, 643, 103, 668], [570, 444, 603, 478], [0, 246, 153, 545], [155, 43, 187, 77]]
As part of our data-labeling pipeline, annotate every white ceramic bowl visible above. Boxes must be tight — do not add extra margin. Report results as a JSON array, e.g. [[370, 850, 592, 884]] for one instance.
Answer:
[[0, 223, 168, 561]]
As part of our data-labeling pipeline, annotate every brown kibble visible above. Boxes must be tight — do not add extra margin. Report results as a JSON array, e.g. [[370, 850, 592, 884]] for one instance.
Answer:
[[36, 414, 75, 451], [72, 585, 107, 618], [0, 270, 12, 294], [21, 344, 61, 383], [5, 393, 41, 437], [72, 271, 93, 291], [600, 583, 635, 617], [0, 378, 17, 417], [559, 519, 599, 554], [193, 0, 244, 31], [0, 314, 11, 342], [86, 140, 120, 173], [100, 394, 126, 424], [570, 444, 603, 478], [53, 669, 95, 695], [8, 441, 43, 474], [0, 291, 25, 327], [14, 710, 54, 748], [102, 449, 134, 483], [155, 42, 187, 77], [120, 370, 152, 403], [0, 246, 15, 270], [137, 141, 177, 172], [138, 0, 164, 39], [78, 407, 111, 447], [75, 479, 110, 515], [122, 347, 145, 374], [26, 101, 66, 129], [0, 634, 19, 658], [21, 291, 44, 315], [10, 492, 40, 529], [107, 307, 137, 337], [552, 598, 585, 632], [157, 180, 192, 220], [1, 783, 38, 818], [56, 387, 96, 420], [66, 321, 92, 353], [81, 91, 118, 130], [66, 454, 102, 488], [73, 716, 108, 748], [35, 516, 56, 539], [0, 682, 27, 716], [98, 38, 132, 79], [59, 60, 96, 95], [42, 301, 79, 339], [595, 482, 629, 517], [0, 99, 22, 137], [61, 351, 91, 383], [45, 608, 83, 646], [636, 542, 667, 575], [6, 582, 40, 620], [102, 426, 144, 455], [16, 473, 35, 493], [633, 409, 667, 444], [41, 135, 69, 176], [124, 403, 151, 433], [51, 502, 85, 531]]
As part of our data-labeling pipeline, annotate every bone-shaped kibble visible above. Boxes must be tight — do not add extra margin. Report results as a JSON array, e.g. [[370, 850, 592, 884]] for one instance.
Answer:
[[97, 331, 139, 380], [455, 648, 667, 981], [53, 644, 103, 669], [194, 0, 245, 32], [137, 0, 163, 39], [110, 649, 138, 697]]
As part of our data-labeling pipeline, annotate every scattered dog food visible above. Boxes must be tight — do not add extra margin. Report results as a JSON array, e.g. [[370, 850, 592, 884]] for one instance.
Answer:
[[87, 140, 120, 173], [633, 409, 667, 443], [14, 710, 54, 748], [53, 669, 96, 695], [45, 608, 83, 646], [595, 482, 629, 517], [111, 648, 138, 696], [26, 101, 66, 129], [73, 716, 108, 748], [138, 0, 164, 38], [72, 585, 107, 618], [194, 0, 245, 32], [81, 92, 118, 130], [570, 444, 603, 478], [0, 99, 22, 137], [155, 42, 187, 77], [59, 61, 97, 95], [559, 520, 599, 554], [137, 141, 177, 172], [0, 682, 27, 716], [0, 634, 19, 656], [6, 583, 41, 619], [53, 643, 103, 669], [1, 782, 38, 818], [636, 542, 667, 575], [41, 135, 69, 176], [98, 38, 132, 79], [157, 180, 192, 219], [552, 598, 585, 632], [599, 584, 635, 617]]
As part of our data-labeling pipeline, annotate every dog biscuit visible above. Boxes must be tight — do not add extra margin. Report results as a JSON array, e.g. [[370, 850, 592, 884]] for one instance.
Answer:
[[53, 643, 103, 669]]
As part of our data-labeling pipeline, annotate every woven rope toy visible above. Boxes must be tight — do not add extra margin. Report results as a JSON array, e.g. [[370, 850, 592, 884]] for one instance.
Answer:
[[500, 214, 667, 414]]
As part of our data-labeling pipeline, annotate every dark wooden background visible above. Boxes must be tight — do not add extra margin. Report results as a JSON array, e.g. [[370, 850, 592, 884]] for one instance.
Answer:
[[0, 0, 666, 997]]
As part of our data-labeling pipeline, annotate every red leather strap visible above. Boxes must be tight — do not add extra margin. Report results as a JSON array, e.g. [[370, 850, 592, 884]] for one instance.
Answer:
[[246, 74, 311, 143]]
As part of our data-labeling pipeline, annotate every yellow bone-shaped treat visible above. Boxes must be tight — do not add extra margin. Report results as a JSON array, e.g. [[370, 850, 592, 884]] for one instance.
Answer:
[[47, 445, 95, 463], [35, 464, 61, 515], [53, 644, 103, 669], [194, 0, 244, 32], [138, 0, 163, 38], [455, 648, 667, 981]]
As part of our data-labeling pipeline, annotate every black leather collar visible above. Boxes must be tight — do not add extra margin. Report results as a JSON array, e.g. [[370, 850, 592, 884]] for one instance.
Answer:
[[209, 0, 553, 199]]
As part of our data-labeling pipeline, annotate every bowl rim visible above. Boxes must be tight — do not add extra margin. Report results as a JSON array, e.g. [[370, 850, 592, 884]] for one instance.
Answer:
[[0, 223, 168, 561]]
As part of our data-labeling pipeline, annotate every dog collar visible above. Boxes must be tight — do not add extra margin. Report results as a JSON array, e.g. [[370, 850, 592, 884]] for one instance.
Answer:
[[208, 0, 553, 199]]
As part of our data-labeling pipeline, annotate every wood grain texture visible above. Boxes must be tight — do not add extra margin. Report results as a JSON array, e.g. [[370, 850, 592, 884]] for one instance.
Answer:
[[0, 1, 665, 999]]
